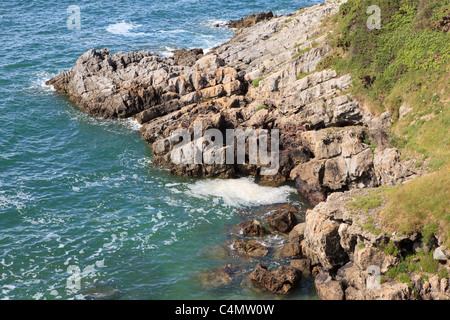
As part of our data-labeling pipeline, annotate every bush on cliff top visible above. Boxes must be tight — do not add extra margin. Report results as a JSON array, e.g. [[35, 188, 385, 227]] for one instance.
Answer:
[[382, 164, 450, 247]]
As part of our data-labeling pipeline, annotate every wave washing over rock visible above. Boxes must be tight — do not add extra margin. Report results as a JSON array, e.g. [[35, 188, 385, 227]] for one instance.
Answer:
[[47, 0, 448, 300]]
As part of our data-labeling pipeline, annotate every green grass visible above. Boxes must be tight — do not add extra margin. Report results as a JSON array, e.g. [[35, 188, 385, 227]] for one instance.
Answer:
[[381, 165, 450, 247], [255, 105, 268, 112], [296, 72, 309, 81], [363, 134, 377, 153], [422, 223, 438, 248], [405, 251, 440, 274], [323, 0, 450, 169], [386, 250, 441, 283], [252, 77, 263, 88], [348, 192, 383, 212], [331, 0, 449, 106], [381, 241, 399, 256]]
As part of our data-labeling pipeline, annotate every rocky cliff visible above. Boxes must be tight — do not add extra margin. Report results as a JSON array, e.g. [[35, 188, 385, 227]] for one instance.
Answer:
[[47, 0, 448, 299]]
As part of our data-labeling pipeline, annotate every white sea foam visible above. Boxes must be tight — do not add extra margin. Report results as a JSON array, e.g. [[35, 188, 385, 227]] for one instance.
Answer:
[[119, 118, 142, 131], [202, 19, 228, 28], [160, 46, 177, 58], [30, 72, 57, 93], [106, 21, 147, 37], [186, 177, 296, 207]]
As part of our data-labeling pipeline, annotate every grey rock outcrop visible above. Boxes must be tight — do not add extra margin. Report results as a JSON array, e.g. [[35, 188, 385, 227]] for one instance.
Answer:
[[248, 263, 301, 294], [45, 0, 436, 300]]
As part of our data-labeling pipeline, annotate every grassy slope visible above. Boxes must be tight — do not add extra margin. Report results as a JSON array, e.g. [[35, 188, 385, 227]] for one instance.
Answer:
[[320, 0, 449, 246]]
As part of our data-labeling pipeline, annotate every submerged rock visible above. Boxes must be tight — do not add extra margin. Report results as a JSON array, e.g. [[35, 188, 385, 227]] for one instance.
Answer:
[[197, 264, 244, 288], [225, 238, 269, 258]]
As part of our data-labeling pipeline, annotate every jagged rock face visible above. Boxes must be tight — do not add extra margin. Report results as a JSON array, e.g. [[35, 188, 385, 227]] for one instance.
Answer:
[[46, 49, 242, 120], [278, 236, 303, 258], [248, 263, 301, 294], [45, 0, 439, 300], [235, 220, 269, 237], [225, 11, 274, 31], [265, 210, 298, 233], [315, 272, 345, 300], [46, 0, 420, 202], [303, 208, 349, 270], [47, 0, 404, 199], [172, 48, 204, 67]]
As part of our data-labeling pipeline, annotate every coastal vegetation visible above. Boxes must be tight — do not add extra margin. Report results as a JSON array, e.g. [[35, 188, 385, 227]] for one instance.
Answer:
[[323, 0, 450, 248]]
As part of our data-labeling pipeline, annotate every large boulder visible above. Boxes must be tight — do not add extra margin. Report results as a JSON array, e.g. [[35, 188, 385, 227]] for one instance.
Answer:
[[302, 208, 348, 271], [278, 236, 303, 258], [290, 258, 311, 275], [265, 210, 298, 233], [225, 12, 274, 31], [172, 48, 204, 67], [315, 272, 345, 300], [226, 238, 269, 258]]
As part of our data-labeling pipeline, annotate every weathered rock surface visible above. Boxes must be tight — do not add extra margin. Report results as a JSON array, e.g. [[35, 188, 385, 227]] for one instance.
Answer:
[[290, 258, 311, 276], [226, 238, 269, 258], [235, 219, 269, 237], [315, 272, 345, 300], [45, 0, 434, 300], [278, 236, 303, 258], [224, 12, 274, 31], [301, 188, 450, 300], [248, 263, 301, 294], [265, 210, 298, 233], [47, 0, 419, 191], [172, 48, 204, 67], [197, 264, 243, 288]]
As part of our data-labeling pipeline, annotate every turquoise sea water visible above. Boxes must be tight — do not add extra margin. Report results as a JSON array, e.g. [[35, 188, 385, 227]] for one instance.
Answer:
[[0, 0, 321, 300]]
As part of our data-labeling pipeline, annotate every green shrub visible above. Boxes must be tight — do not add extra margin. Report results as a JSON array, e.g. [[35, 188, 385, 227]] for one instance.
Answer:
[[422, 223, 438, 248], [255, 105, 268, 112], [419, 252, 439, 273], [397, 273, 411, 285], [383, 241, 399, 256]]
